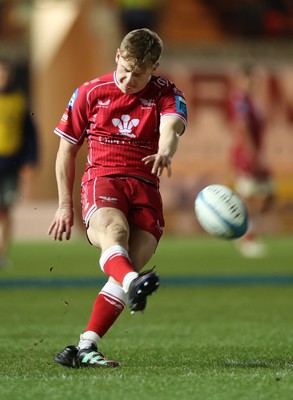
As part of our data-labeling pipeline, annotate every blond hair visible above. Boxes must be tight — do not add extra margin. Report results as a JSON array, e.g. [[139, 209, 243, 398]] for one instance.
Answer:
[[119, 28, 163, 68]]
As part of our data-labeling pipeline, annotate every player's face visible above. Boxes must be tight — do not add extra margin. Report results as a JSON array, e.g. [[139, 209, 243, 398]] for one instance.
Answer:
[[115, 49, 159, 94]]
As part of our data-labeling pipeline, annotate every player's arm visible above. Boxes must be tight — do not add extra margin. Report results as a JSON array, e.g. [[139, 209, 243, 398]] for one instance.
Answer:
[[48, 138, 81, 241], [142, 115, 185, 177]]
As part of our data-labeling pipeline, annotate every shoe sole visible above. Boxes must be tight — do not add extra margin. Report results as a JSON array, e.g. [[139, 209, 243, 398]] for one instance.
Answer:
[[129, 274, 160, 312], [79, 360, 120, 368]]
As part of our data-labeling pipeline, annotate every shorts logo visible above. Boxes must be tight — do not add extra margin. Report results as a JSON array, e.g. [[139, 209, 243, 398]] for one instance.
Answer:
[[99, 196, 118, 203], [112, 114, 139, 138]]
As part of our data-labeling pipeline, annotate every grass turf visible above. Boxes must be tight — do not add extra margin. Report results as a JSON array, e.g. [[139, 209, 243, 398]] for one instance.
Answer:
[[2, 234, 293, 278], [0, 236, 292, 399]]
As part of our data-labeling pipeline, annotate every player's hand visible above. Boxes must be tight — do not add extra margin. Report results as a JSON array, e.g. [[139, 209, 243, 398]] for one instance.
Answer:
[[48, 206, 74, 241], [142, 154, 172, 177]]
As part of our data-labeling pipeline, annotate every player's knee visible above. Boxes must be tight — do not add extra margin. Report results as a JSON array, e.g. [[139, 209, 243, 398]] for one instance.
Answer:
[[106, 222, 128, 241]]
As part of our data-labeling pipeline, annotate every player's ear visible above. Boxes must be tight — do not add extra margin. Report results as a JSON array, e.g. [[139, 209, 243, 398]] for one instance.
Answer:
[[152, 61, 160, 72], [115, 49, 120, 64]]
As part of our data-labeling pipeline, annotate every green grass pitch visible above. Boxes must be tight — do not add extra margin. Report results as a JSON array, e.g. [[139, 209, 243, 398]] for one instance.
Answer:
[[0, 235, 292, 400]]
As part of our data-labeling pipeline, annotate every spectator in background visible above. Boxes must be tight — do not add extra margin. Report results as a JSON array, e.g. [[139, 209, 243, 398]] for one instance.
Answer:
[[0, 57, 38, 269], [115, 0, 162, 34], [264, 0, 293, 37], [233, 0, 265, 37], [227, 64, 274, 258]]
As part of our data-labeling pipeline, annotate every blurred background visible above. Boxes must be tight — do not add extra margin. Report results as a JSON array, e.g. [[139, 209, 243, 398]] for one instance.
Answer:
[[1, 0, 293, 239]]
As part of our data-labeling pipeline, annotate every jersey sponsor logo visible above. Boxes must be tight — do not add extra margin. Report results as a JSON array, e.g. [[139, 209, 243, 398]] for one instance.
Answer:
[[112, 114, 139, 138], [61, 112, 69, 122], [97, 99, 111, 107], [156, 77, 169, 88], [175, 96, 187, 118], [60, 110, 70, 125], [68, 88, 78, 110], [140, 98, 155, 108]]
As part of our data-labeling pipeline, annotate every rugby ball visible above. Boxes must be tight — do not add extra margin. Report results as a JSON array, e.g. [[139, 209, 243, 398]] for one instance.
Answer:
[[194, 184, 248, 239]]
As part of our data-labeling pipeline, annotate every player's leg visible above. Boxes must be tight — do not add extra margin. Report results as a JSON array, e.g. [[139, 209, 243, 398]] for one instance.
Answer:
[[83, 177, 141, 292], [72, 228, 159, 367], [87, 207, 159, 312], [55, 178, 131, 368], [235, 176, 268, 257], [54, 179, 160, 368], [0, 206, 12, 268], [87, 206, 139, 289], [76, 192, 161, 366], [124, 178, 164, 311], [55, 225, 159, 368], [0, 173, 18, 268], [55, 274, 126, 368], [128, 223, 158, 270], [55, 208, 130, 368], [126, 225, 160, 312], [85, 177, 160, 297]]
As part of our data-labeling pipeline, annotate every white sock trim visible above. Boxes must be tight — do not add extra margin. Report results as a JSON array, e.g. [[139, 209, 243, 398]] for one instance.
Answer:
[[79, 331, 101, 349], [122, 271, 139, 293], [99, 245, 130, 272], [100, 281, 128, 305]]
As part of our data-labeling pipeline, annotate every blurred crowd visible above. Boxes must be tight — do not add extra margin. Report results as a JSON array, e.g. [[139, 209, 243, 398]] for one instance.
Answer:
[[201, 0, 293, 38], [1, 0, 293, 44]]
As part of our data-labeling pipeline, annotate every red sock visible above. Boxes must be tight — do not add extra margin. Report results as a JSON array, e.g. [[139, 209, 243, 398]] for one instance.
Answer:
[[85, 282, 126, 338], [100, 245, 134, 284]]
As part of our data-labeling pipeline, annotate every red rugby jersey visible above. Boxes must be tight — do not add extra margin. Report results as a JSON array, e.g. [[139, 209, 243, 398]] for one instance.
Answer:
[[54, 72, 187, 186]]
